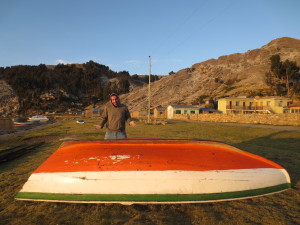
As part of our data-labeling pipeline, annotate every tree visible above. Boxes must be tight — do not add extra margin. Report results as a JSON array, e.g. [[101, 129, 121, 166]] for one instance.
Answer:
[[131, 74, 139, 80], [265, 54, 300, 97], [191, 95, 209, 105], [118, 78, 130, 94], [283, 60, 299, 96], [150, 75, 160, 82], [117, 71, 130, 79], [0, 60, 133, 113]]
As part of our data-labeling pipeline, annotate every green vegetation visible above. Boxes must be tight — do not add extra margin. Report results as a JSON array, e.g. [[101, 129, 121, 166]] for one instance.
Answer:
[[265, 54, 300, 98], [0, 119, 299, 225], [0, 61, 161, 114]]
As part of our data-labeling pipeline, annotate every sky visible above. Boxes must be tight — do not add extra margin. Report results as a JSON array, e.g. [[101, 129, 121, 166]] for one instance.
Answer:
[[0, 0, 299, 75]]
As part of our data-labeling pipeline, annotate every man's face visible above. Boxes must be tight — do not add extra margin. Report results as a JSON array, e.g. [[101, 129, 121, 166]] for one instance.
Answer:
[[111, 96, 120, 106]]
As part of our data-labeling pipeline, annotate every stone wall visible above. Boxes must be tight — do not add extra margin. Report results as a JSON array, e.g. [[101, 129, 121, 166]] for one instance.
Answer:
[[172, 113, 300, 126]]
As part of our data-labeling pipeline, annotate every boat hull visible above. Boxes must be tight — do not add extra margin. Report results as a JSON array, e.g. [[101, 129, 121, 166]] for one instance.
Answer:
[[13, 121, 33, 126], [16, 140, 291, 204], [28, 115, 49, 122]]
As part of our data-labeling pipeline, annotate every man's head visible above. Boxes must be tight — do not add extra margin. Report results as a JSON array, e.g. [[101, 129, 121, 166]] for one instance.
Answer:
[[110, 93, 120, 107]]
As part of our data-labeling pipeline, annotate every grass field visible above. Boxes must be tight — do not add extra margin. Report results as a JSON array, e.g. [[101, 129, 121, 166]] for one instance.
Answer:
[[0, 118, 299, 225]]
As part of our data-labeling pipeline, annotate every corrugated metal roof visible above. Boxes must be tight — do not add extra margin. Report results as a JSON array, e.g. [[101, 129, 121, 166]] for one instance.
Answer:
[[200, 108, 217, 111], [169, 105, 200, 109], [156, 107, 167, 111]]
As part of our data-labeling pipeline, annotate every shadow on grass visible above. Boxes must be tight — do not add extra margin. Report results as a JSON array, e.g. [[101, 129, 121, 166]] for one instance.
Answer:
[[234, 131, 300, 188], [0, 141, 62, 176]]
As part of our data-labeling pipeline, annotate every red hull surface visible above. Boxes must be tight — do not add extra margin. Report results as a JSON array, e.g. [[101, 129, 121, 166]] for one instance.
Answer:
[[16, 139, 291, 204]]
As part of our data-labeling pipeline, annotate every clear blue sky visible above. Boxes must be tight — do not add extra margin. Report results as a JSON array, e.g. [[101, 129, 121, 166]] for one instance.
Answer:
[[1, 0, 299, 75]]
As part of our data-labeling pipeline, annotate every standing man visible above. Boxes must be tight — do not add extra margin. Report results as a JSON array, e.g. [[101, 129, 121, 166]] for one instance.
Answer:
[[95, 93, 135, 139]]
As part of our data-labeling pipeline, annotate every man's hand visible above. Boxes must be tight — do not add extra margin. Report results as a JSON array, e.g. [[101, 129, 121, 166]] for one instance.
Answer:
[[94, 125, 102, 130], [129, 121, 136, 127]]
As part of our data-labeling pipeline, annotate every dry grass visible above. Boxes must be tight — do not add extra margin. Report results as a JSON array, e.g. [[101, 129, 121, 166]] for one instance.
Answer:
[[0, 118, 299, 225]]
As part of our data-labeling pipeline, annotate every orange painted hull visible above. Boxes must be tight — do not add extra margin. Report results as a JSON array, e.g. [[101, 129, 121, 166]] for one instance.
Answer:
[[16, 139, 291, 204]]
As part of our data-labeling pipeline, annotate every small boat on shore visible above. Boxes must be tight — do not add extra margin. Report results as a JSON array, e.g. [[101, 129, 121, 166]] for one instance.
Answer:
[[13, 121, 33, 126], [28, 115, 49, 122], [12, 118, 33, 126]]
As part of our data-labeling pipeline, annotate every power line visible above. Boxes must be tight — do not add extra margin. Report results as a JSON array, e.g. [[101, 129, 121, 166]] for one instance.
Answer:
[[166, 0, 238, 55], [150, 0, 210, 56], [150, 0, 238, 57]]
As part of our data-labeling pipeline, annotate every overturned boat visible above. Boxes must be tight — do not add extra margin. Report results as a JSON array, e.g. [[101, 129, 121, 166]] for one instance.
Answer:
[[16, 139, 291, 204], [28, 115, 49, 122]]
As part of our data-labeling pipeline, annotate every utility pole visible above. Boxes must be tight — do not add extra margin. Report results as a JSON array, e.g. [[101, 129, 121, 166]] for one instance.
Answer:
[[147, 56, 151, 124]]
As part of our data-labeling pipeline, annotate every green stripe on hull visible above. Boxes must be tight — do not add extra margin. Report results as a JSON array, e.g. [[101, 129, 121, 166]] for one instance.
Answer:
[[16, 183, 291, 203]]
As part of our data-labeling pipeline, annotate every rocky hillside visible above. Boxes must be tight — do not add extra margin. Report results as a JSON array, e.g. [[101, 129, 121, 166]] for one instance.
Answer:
[[0, 80, 19, 116], [120, 37, 300, 111], [0, 61, 159, 116], [1, 37, 299, 116]]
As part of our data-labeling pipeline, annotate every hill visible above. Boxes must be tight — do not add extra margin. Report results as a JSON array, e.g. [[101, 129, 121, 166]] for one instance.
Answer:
[[120, 37, 300, 111], [0, 61, 161, 116], [0, 37, 299, 116]]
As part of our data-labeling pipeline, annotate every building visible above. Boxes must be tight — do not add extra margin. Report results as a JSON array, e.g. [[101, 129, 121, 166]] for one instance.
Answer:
[[199, 108, 221, 114], [218, 96, 292, 114], [166, 105, 220, 119], [131, 109, 154, 118], [131, 111, 140, 118], [167, 105, 200, 119], [289, 101, 300, 113], [85, 109, 103, 117], [153, 107, 167, 118]]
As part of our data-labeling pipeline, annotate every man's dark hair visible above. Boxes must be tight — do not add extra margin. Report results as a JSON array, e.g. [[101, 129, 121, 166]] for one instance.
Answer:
[[110, 93, 119, 98]]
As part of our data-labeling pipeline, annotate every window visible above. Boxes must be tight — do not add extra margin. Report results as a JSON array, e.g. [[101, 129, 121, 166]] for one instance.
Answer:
[[190, 111, 195, 114], [236, 101, 240, 106], [248, 102, 253, 110], [175, 110, 181, 114]]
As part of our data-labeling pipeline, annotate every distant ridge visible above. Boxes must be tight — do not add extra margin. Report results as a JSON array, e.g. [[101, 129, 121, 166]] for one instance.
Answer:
[[0, 37, 299, 115], [120, 37, 300, 111]]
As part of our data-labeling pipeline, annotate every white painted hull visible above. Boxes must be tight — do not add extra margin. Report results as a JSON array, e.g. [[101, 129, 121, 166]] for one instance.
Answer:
[[20, 169, 289, 195], [16, 140, 291, 204]]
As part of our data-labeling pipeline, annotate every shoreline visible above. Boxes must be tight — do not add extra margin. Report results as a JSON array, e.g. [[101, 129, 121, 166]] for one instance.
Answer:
[[0, 120, 60, 142]]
